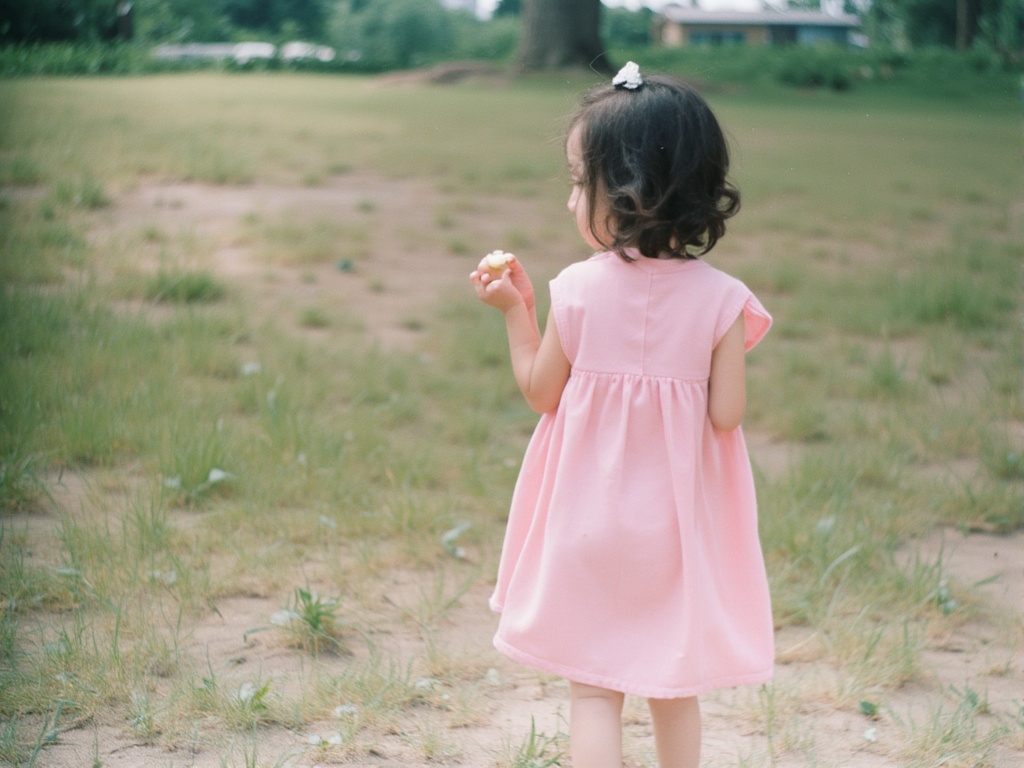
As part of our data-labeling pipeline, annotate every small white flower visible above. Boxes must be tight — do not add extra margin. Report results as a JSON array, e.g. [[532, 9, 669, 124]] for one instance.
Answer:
[[163, 476, 182, 490], [325, 732, 344, 745], [236, 683, 257, 703], [306, 733, 324, 745], [485, 668, 502, 686], [207, 468, 231, 484], [241, 361, 261, 376], [334, 704, 358, 717], [613, 61, 643, 90], [441, 521, 471, 559], [318, 515, 338, 529], [414, 677, 441, 691], [864, 725, 878, 743]]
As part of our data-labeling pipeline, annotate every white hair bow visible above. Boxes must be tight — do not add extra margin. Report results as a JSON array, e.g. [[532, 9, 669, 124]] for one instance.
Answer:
[[612, 61, 643, 90]]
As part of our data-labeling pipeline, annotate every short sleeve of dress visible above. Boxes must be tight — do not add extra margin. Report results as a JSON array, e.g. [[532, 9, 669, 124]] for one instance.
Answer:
[[549, 271, 580, 363], [713, 284, 772, 353]]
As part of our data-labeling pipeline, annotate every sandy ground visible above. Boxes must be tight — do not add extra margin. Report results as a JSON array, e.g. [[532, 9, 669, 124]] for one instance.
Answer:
[[14, 175, 1024, 767]]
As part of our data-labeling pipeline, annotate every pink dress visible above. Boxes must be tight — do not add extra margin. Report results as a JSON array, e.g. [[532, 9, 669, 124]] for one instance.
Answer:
[[490, 250, 774, 699]]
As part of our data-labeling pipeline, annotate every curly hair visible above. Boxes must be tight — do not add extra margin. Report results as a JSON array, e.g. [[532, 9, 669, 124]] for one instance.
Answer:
[[568, 74, 740, 260]]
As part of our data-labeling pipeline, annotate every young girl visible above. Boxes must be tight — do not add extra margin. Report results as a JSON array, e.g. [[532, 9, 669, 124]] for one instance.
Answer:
[[470, 63, 774, 768]]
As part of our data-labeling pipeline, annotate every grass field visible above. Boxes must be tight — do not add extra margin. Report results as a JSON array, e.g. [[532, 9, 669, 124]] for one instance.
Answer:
[[0, 69, 1022, 766]]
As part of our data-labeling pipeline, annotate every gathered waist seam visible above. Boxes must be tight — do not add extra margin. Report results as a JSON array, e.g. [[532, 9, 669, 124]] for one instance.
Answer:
[[569, 367, 708, 384]]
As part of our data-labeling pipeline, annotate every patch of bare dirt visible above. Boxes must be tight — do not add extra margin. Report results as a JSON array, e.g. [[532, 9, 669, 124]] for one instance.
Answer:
[[18, 177, 1024, 766], [373, 61, 512, 88], [89, 174, 567, 350]]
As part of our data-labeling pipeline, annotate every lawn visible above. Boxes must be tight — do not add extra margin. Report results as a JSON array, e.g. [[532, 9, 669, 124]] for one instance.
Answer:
[[0, 69, 1021, 766]]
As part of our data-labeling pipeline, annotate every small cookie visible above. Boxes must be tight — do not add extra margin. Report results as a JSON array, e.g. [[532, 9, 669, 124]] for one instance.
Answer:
[[484, 250, 512, 278]]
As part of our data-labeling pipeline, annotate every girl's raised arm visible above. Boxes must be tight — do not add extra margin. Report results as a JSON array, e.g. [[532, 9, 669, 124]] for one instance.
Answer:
[[470, 256, 571, 414]]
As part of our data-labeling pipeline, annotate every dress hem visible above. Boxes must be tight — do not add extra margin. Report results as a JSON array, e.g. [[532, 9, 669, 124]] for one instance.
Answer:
[[493, 635, 773, 700]]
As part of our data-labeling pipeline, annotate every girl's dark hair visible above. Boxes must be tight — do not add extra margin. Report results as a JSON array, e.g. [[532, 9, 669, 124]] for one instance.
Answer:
[[569, 74, 740, 260]]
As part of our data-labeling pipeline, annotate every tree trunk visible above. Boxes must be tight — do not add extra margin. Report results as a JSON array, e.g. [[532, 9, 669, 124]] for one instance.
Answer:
[[955, 0, 980, 50], [517, 0, 611, 73]]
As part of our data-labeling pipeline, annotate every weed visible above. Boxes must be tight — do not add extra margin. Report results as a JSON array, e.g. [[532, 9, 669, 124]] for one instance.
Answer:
[[981, 434, 1024, 481], [299, 306, 330, 329], [0, 601, 17, 661], [316, 646, 423, 727], [227, 680, 273, 727], [196, 670, 279, 732], [0, 720, 22, 766], [396, 565, 475, 634], [448, 237, 472, 255], [128, 689, 160, 740], [160, 421, 231, 506], [0, 438, 48, 513], [146, 270, 226, 304], [52, 174, 109, 210], [275, 586, 345, 656], [895, 692, 1006, 767], [507, 717, 564, 768], [865, 345, 910, 398]]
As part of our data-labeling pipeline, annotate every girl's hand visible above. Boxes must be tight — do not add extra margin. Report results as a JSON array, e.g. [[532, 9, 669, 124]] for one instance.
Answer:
[[501, 255, 536, 315], [470, 254, 534, 314]]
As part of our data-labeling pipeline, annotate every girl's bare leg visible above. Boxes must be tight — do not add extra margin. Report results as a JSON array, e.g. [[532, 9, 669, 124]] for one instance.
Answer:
[[569, 681, 625, 768], [648, 696, 701, 768]]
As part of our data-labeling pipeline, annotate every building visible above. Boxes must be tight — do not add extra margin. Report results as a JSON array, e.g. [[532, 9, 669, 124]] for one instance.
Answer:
[[655, 8, 860, 47], [441, 0, 478, 14]]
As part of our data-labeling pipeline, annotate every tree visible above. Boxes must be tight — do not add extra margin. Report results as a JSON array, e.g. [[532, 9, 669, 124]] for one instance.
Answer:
[[0, 0, 119, 43], [602, 7, 653, 48], [494, 0, 521, 17], [866, 0, 1017, 51], [331, 0, 455, 70], [516, 0, 610, 72], [955, 0, 981, 49], [134, 0, 230, 43], [222, 0, 330, 38]]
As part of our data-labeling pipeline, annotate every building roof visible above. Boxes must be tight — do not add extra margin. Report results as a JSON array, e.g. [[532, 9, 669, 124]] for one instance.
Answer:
[[661, 8, 860, 29]]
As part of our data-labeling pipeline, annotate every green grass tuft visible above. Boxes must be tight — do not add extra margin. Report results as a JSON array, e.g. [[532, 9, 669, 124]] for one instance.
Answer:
[[146, 270, 226, 304]]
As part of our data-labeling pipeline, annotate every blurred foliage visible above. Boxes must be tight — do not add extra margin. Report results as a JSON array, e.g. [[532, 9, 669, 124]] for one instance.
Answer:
[[0, 0, 126, 43], [328, 0, 520, 70], [2, 0, 1019, 57], [602, 7, 654, 48], [0, 0, 1019, 83], [0, 0, 333, 45], [222, 0, 330, 39], [614, 41, 1018, 99], [494, 0, 521, 18], [132, 0, 231, 43], [329, 0, 456, 69], [1, 38, 1018, 96], [867, 0, 1020, 52]]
